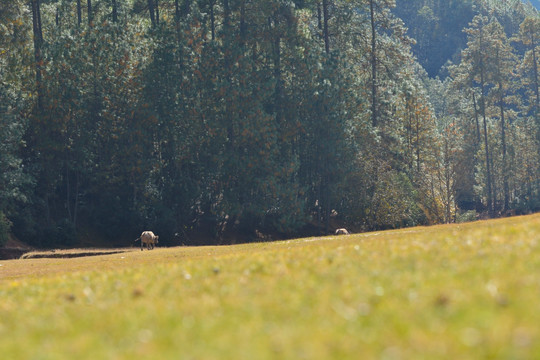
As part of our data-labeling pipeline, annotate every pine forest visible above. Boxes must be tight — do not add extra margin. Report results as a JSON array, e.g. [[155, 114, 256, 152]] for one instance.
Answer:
[[1, 0, 539, 247]]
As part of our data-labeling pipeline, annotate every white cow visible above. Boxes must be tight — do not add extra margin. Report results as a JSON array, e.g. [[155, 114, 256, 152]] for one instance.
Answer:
[[135, 231, 159, 250], [335, 228, 350, 235]]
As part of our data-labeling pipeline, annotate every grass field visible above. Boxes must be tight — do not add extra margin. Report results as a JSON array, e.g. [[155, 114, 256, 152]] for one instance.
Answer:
[[1, 214, 540, 359]]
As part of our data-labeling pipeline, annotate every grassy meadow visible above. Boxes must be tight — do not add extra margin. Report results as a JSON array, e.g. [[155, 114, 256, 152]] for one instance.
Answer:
[[2, 214, 540, 359]]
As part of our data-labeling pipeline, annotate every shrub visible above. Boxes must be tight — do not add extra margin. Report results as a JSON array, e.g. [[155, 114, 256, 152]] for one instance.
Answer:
[[456, 210, 477, 223], [0, 212, 12, 247]]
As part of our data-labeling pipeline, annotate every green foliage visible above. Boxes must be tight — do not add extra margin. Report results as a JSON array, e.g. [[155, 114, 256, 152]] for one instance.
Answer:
[[1, 0, 539, 246], [456, 209, 478, 223], [366, 170, 425, 229], [0, 211, 11, 247], [0, 1, 32, 242]]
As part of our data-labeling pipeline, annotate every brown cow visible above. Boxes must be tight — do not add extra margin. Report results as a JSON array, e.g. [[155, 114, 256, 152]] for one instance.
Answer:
[[135, 231, 159, 250]]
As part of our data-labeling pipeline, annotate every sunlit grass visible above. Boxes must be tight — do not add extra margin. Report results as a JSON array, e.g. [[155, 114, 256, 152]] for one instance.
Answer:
[[1, 214, 540, 359]]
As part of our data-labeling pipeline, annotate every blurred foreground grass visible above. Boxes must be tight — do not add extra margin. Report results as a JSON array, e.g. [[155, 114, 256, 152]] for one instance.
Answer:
[[1, 214, 540, 359]]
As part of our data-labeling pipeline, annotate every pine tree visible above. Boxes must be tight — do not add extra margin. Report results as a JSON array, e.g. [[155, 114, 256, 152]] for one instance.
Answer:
[[458, 15, 495, 217], [485, 19, 516, 211], [514, 16, 540, 208]]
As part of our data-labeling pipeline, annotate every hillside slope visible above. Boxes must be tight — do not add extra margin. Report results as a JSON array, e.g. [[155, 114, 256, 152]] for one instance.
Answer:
[[524, 0, 540, 10], [396, 0, 537, 77]]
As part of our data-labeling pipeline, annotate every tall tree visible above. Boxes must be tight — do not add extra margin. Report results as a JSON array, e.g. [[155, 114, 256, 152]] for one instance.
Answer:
[[516, 17, 540, 124], [513, 16, 540, 208], [489, 19, 516, 211], [365, 0, 410, 129], [460, 15, 495, 217], [0, 0, 31, 244]]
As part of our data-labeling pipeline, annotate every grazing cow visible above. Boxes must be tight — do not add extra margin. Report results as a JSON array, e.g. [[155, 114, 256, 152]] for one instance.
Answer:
[[335, 228, 350, 235], [135, 231, 159, 250]]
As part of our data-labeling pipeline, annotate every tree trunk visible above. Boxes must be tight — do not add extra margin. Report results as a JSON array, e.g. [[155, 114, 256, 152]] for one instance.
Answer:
[[481, 92, 493, 216], [406, 103, 413, 173], [322, 0, 332, 234], [498, 81, 509, 211], [240, 0, 247, 42], [147, 0, 155, 27], [112, 0, 118, 23], [74, 172, 80, 227], [533, 41, 540, 197], [210, 2, 215, 40], [369, 0, 378, 127], [480, 70, 494, 216], [317, 3, 322, 31], [66, 164, 72, 223], [481, 116, 493, 218], [533, 42, 539, 121], [155, 0, 159, 25], [31, 0, 43, 112], [223, 0, 230, 33], [324, 173, 330, 234], [415, 105, 421, 175], [87, 0, 92, 25], [77, 0, 82, 27], [478, 24, 494, 217], [472, 92, 481, 145], [223, 0, 233, 146], [444, 138, 452, 223], [322, 0, 330, 54], [273, 19, 282, 124]]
